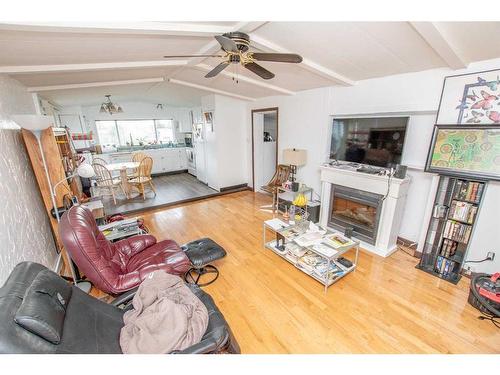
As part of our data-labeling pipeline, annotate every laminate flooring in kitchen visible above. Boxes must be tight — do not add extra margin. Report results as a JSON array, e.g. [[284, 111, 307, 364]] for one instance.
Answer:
[[101, 172, 222, 215]]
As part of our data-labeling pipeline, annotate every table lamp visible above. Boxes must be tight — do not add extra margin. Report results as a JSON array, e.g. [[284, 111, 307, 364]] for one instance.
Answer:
[[12, 115, 92, 293], [283, 148, 307, 191]]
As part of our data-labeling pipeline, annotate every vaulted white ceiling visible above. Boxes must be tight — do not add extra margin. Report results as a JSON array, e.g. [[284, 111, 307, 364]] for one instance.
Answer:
[[1, 21, 500, 107]]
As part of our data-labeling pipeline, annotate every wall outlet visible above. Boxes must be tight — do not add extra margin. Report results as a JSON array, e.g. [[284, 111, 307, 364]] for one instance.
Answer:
[[487, 251, 495, 261], [464, 264, 474, 275]]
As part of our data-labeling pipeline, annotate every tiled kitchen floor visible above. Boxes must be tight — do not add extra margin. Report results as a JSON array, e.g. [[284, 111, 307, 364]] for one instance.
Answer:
[[101, 172, 219, 215]]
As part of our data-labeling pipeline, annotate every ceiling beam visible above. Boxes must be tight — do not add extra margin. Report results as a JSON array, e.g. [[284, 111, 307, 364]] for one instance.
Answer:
[[233, 22, 269, 34], [0, 22, 235, 37], [0, 60, 188, 74], [194, 63, 295, 95], [27, 77, 165, 92], [249, 34, 355, 86], [168, 78, 256, 101], [410, 22, 467, 70]]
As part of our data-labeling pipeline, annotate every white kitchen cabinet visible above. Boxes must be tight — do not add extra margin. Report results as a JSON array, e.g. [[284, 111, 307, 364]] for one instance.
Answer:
[[177, 109, 193, 133], [144, 148, 188, 175], [100, 148, 188, 176]]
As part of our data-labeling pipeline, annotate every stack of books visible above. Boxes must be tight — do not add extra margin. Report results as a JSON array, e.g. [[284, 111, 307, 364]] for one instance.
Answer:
[[435, 256, 456, 277], [453, 180, 484, 203], [443, 220, 472, 244], [313, 261, 345, 281], [448, 200, 478, 223], [440, 238, 458, 258]]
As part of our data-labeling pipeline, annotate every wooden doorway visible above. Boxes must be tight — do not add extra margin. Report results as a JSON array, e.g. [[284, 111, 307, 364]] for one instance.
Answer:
[[251, 107, 279, 192]]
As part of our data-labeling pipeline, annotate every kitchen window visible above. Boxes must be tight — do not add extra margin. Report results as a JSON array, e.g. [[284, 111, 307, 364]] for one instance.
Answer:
[[95, 119, 176, 147]]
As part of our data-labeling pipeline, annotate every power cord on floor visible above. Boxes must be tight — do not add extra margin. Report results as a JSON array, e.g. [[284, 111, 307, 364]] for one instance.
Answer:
[[478, 313, 500, 329], [465, 257, 490, 264]]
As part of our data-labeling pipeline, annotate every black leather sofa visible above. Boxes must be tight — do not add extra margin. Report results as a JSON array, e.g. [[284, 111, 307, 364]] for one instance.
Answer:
[[0, 262, 240, 354]]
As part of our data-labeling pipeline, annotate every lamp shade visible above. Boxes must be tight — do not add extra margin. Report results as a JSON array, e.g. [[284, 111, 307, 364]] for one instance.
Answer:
[[283, 148, 307, 166], [76, 164, 95, 179], [11, 115, 53, 131]]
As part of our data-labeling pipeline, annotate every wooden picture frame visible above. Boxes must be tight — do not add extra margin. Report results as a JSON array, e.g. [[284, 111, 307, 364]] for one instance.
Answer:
[[425, 125, 500, 181]]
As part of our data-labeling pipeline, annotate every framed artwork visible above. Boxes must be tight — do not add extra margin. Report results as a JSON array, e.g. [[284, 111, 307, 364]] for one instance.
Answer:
[[425, 125, 500, 181], [436, 68, 500, 125], [203, 111, 214, 132]]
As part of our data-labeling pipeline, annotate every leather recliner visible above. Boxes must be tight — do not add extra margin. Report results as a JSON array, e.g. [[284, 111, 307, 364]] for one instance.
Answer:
[[0, 262, 240, 354], [59, 205, 191, 295]]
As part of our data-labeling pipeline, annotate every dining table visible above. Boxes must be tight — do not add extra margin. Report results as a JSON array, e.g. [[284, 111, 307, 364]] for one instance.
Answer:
[[105, 161, 140, 199]]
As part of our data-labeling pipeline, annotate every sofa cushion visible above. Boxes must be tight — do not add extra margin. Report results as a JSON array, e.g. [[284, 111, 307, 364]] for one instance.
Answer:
[[14, 269, 72, 344]]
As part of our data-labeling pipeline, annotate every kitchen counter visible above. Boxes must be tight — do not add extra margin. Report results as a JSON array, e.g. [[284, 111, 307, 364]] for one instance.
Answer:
[[103, 144, 187, 154], [96, 147, 189, 175]]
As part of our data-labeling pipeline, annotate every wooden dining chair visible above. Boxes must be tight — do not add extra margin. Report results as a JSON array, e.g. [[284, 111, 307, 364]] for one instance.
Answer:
[[260, 164, 291, 212], [129, 156, 156, 200], [131, 152, 147, 163], [128, 152, 147, 179], [92, 162, 124, 204], [92, 157, 107, 165]]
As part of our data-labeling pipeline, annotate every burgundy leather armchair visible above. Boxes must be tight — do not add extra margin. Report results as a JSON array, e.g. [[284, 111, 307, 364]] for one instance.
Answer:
[[59, 205, 191, 295]]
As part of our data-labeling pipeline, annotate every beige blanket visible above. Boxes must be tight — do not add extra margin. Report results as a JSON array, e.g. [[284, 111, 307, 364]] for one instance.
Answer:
[[120, 271, 208, 354]]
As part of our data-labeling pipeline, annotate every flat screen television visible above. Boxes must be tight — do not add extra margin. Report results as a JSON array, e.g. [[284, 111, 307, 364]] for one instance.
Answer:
[[330, 117, 409, 168]]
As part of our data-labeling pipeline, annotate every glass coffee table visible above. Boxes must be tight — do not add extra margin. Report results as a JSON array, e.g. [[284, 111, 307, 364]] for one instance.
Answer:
[[263, 219, 359, 293]]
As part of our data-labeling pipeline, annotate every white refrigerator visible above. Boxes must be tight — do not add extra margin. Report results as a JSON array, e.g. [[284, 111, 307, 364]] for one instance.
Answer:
[[193, 122, 208, 184]]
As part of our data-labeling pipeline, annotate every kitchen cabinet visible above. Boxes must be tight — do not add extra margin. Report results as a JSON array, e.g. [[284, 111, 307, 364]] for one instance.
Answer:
[[144, 148, 188, 175], [177, 109, 193, 133], [99, 147, 188, 176]]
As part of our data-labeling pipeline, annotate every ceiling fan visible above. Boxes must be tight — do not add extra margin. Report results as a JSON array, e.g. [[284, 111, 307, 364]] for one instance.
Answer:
[[163, 32, 303, 80]]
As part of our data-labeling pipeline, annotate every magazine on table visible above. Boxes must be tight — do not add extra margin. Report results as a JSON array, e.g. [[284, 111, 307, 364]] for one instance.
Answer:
[[310, 242, 338, 257], [323, 233, 355, 249], [293, 222, 327, 246]]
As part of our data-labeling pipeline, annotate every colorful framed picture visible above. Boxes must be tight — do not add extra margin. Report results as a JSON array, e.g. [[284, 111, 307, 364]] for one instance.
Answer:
[[425, 125, 500, 181], [436, 68, 500, 125]]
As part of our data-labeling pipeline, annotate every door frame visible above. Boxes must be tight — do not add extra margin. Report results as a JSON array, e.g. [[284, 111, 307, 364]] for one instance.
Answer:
[[251, 107, 279, 192]]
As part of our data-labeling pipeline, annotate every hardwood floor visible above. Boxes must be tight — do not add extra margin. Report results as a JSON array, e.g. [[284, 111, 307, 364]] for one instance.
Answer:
[[138, 191, 499, 353]]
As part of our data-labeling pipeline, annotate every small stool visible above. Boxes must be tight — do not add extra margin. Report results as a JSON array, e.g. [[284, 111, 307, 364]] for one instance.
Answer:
[[182, 238, 227, 287]]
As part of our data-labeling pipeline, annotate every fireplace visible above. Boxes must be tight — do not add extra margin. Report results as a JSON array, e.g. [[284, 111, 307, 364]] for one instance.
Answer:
[[320, 164, 410, 257], [328, 185, 383, 245]]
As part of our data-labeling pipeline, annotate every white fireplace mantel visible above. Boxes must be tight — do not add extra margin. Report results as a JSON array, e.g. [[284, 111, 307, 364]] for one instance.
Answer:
[[319, 164, 410, 257]]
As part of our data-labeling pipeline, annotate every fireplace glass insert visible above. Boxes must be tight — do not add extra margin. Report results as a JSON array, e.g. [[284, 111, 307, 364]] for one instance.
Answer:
[[328, 185, 383, 245]]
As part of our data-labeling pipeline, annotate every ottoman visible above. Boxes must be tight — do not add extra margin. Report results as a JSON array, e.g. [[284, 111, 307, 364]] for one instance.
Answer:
[[181, 238, 227, 286]]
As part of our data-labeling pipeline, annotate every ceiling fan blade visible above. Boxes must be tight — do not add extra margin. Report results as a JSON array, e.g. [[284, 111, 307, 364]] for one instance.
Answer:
[[205, 62, 230, 78], [251, 53, 303, 63], [214, 35, 238, 53], [163, 54, 223, 58], [244, 62, 275, 80]]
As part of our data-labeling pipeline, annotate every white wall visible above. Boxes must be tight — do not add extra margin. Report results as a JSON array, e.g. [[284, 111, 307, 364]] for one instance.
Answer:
[[248, 57, 500, 272], [213, 95, 248, 189], [247, 87, 334, 194], [0, 75, 58, 283]]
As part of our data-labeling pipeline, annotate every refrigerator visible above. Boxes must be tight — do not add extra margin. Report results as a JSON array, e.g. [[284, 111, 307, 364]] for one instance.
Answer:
[[193, 122, 208, 184]]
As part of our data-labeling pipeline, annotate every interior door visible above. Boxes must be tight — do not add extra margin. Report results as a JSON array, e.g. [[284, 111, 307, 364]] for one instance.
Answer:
[[252, 109, 278, 192], [253, 113, 265, 191]]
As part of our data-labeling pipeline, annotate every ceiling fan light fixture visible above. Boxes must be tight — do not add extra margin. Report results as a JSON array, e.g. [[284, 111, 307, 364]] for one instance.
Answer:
[[163, 32, 303, 81]]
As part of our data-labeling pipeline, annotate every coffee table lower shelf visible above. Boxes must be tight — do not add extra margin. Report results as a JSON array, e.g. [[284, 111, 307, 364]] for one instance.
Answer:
[[264, 240, 357, 292]]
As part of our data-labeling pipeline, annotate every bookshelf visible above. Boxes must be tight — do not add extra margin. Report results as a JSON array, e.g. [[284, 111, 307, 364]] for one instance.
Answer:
[[416, 176, 486, 284]]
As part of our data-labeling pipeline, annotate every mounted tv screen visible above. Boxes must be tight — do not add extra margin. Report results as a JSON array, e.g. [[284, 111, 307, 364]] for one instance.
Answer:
[[330, 117, 409, 168]]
